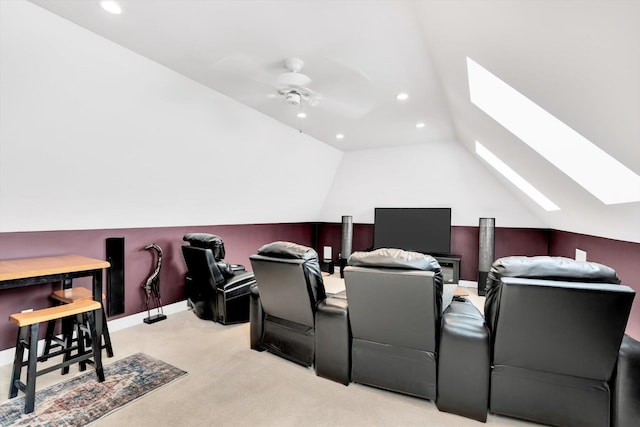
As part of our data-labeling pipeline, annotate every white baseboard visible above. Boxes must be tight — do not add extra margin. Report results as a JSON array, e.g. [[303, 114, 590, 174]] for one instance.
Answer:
[[0, 300, 190, 367]]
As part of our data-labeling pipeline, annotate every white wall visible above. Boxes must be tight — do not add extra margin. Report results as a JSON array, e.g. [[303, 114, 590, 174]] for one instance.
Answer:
[[320, 141, 546, 227], [0, 1, 342, 232]]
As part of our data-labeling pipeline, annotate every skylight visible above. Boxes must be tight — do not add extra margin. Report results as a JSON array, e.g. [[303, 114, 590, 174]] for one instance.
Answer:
[[476, 141, 560, 211], [467, 57, 640, 205]]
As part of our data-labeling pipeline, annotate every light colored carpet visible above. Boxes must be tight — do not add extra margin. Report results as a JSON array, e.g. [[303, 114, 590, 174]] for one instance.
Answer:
[[1, 278, 538, 427]]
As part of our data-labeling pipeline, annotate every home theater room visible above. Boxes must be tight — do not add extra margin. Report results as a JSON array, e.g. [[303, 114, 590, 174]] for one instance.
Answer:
[[0, 0, 639, 426]]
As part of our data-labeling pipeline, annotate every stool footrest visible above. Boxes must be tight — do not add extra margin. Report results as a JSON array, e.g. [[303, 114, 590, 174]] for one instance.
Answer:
[[14, 380, 26, 393], [36, 351, 95, 377]]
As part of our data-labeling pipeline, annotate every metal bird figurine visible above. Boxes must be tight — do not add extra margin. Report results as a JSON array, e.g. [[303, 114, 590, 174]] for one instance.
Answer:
[[143, 243, 166, 324]]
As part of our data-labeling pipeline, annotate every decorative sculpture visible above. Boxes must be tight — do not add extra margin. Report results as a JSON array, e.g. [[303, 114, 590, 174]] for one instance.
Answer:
[[142, 243, 167, 324]]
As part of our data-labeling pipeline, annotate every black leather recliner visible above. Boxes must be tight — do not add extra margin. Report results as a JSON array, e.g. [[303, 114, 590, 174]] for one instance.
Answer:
[[482, 256, 635, 427], [249, 241, 328, 367], [182, 233, 256, 324], [341, 248, 444, 400]]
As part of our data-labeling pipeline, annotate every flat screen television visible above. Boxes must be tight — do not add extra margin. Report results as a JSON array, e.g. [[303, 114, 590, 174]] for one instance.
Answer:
[[374, 207, 451, 255]]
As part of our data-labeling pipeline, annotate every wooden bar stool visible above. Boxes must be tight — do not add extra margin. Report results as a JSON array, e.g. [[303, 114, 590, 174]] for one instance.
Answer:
[[42, 287, 114, 368], [9, 299, 106, 414]]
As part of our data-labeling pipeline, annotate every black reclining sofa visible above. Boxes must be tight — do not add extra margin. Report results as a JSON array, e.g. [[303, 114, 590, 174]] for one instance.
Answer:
[[438, 256, 637, 427], [315, 253, 639, 427], [247, 246, 640, 427]]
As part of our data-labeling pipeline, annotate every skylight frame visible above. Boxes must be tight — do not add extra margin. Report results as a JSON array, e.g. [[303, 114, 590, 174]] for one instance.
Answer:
[[476, 141, 560, 211], [467, 57, 640, 205]]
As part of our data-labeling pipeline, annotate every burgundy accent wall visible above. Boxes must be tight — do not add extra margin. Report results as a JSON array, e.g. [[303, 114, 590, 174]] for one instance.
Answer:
[[2, 223, 637, 350], [314, 223, 374, 259], [0, 223, 312, 351], [548, 230, 640, 340]]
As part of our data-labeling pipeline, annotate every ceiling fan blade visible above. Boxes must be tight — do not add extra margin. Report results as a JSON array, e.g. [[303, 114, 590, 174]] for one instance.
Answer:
[[311, 95, 375, 119], [209, 53, 276, 87], [301, 56, 377, 119], [313, 55, 373, 84]]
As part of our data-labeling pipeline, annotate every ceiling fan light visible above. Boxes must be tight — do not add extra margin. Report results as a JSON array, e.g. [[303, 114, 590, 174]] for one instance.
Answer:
[[285, 91, 301, 105], [396, 93, 409, 101], [336, 133, 345, 139], [297, 112, 307, 118], [100, 1, 122, 14]]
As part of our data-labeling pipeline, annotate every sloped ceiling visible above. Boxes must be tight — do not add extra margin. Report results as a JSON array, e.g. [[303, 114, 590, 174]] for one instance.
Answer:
[[27, 0, 456, 151], [24, 0, 640, 241], [413, 0, 640, 242]]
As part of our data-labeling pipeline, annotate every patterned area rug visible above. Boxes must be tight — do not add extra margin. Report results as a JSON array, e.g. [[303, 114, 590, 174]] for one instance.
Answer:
[[0, 353, 187, 426]]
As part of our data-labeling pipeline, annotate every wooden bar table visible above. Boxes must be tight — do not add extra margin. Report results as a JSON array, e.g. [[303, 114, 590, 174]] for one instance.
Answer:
[[0, 255, 112, 355]]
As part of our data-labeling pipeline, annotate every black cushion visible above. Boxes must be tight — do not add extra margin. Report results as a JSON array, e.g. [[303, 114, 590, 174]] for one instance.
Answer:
[[347, 248, 443, 296], [183, 233, 226, 261], [485, 256, 620, 337], [348, 248, 441, 271], [486, 256, 619, 285], [257, 241, 319, 261]]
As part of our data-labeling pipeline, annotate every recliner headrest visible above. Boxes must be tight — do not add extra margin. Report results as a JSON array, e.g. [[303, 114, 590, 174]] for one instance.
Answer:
[[183, 233, 225, 261], [257, 241, 318, 261], [348, 248, 441, 272], [487, 256, 620, 285], [483, 255, 621, 349]]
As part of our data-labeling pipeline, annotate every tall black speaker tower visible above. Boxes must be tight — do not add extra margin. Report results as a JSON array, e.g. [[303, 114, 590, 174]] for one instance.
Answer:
[[477, 218, 495, 296], [339, 215, 353, 278], [106, 237, 125, 316]]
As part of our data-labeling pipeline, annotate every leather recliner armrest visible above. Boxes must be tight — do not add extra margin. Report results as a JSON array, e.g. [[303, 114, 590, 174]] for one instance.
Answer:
[[249, 284, 264, 351], [613, 334, 640, 427], [219, 271, 255, 293], [437, 299, 490, 422], [315, 295, 351, 385]]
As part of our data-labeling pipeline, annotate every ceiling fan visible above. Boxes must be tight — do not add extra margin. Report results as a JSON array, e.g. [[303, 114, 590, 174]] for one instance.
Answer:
[[275, 57, 317, 106], [210, 54, 376, 119]]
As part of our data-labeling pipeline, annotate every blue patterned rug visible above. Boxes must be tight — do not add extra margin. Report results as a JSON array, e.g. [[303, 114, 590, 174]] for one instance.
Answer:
[[0, 353, 187, 426]]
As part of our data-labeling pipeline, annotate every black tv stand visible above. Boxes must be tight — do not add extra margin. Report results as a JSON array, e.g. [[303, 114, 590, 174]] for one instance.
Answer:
[[432, 255, 461, 285]]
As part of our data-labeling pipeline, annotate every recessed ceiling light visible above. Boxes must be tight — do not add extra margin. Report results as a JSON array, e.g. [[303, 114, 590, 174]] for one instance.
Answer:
[[416, 122, 425, 128], [101, 1, 122, 14], [396, 93, 409, 101], [297, 112, 307, 118], [336, 134, 344, 139]]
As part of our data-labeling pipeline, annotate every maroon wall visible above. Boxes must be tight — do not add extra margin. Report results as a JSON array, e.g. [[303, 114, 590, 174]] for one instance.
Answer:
[[0, 223, 312, 351], [2, 223, 637, 351], [548, 230, 640, 339]]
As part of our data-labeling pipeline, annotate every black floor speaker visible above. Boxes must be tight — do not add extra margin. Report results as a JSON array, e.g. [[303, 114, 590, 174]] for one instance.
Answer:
[[339, 216, 353, 278], [106, 237, 125, 316], [477, 218, 495, 296]]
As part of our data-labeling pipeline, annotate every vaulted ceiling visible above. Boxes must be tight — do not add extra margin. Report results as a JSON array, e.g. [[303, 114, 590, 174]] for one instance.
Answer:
[[25, 0, 640, 241]]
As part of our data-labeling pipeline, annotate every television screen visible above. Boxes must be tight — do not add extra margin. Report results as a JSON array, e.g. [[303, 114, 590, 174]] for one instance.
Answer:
[[374, 208, 451, 255]]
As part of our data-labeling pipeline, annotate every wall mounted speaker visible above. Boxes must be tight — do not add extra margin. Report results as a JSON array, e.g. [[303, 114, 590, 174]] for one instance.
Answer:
[[311, 222, 320, 254], [340, 215, 353, 278], [106, 237, 125, 316], [477, 218, 495, 296]]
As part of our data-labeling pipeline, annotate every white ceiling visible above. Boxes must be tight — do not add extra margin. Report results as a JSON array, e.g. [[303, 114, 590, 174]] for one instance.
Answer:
[[25, 0, 640, 219], [28, 0, 457, 151]]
